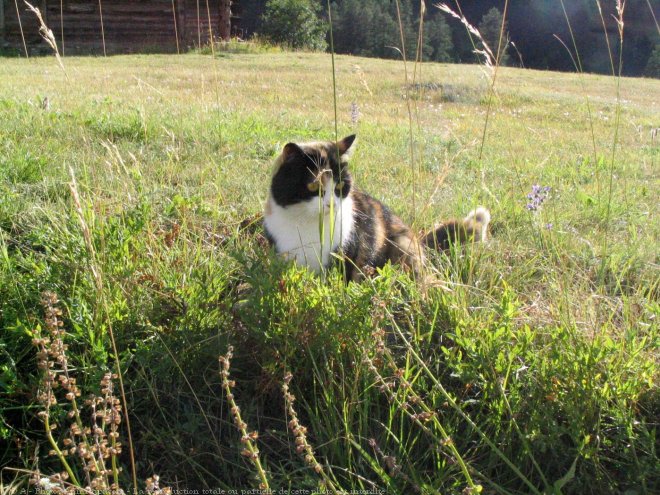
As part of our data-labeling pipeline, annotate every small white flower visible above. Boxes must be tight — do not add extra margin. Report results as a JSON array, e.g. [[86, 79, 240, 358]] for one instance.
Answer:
[[39, 477, 59, 491]]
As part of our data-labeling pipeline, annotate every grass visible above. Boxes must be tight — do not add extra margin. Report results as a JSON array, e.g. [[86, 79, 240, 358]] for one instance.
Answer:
[[0, 50, 658, 494]]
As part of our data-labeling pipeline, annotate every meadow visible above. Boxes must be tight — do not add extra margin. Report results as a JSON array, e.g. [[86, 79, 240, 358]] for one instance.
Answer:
[[0, 49, 658, 494]]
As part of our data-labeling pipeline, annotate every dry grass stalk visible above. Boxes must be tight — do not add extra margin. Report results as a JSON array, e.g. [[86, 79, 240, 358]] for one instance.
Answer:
[[14, 0, 30, 57], [282, 372, 341, 494], [219, 346, 271, 491], [68, 167, 139, 493], [352, 64, 373, 97], [595, 1, 616, 75], [171, 0, 180, 54], [98, 0, 107, 56], [23, 1, 68, 78], [68, 167, 102, 293], [435, 3, 495, 74], [33, 292, 84, 490], [614, 0, 626, 40]]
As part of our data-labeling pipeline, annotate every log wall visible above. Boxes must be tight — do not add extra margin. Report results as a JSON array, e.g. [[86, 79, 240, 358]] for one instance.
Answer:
[[1, 0, 229, 55]]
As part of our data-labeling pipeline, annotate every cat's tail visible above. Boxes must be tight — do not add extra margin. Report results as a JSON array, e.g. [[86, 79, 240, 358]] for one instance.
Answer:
[[421, 207, 491, 252]]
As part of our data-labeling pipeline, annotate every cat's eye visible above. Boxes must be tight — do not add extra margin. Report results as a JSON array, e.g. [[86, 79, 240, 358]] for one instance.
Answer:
[[335, 181, 345, 190], [307, 182, 320, 192]]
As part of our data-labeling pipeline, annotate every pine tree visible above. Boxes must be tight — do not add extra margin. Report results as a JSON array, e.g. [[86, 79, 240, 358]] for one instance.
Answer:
[[332, 0, 370, 55], [366, 3, 400, 59], [388, 0, 418, 60], [645, 44, 660, 79], [423, 14, 453, 62], [326, 1, 455, 62], [478, 7, 510, 66]]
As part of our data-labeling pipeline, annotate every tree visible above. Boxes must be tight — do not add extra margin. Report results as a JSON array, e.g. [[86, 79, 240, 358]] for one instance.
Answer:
[[219, 0, 232, 41], [644, 44, 660, 79], [332, 0, 425, 61], [423, 14, 453, 62], [364, 3, 400, 59], [260, 0, 327, 50], [237, 0, 267, 37], [388, 0, 418, 60], [477, 7, 510, 66], [331, 0, 370, 55]]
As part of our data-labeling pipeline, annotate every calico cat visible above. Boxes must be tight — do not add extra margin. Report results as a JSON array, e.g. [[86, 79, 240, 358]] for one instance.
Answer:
[[263, 135, 490, 282]]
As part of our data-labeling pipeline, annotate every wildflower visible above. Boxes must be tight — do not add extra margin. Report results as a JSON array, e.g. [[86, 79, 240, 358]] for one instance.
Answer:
[[526, 184, 551, 211], [350, 102, 360, 125]]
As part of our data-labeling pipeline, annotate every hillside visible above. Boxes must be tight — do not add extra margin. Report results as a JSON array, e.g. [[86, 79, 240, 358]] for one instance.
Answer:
[[1, 52, 658, 494]]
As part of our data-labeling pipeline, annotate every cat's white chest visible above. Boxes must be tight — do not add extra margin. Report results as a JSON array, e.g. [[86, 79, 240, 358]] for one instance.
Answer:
[[264, 196, 354, 273]]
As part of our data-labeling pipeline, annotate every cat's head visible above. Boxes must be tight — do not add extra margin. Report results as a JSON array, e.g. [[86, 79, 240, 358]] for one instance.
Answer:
[[269, 135, 356, 216]]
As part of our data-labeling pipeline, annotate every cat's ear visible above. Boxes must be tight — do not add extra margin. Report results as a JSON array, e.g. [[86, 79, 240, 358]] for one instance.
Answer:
[[282, 142, 304, 160], [337, 134, 357, 162]]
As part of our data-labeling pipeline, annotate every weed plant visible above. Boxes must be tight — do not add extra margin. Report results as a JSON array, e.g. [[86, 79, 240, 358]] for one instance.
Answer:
[[195, 37, 283, 57]]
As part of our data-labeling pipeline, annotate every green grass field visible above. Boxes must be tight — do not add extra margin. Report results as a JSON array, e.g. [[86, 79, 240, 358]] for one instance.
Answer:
[[1, 51, 658, 494]]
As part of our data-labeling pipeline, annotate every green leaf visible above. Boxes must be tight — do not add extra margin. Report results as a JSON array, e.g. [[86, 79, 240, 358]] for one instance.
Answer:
[[552, 456, 578, 494]]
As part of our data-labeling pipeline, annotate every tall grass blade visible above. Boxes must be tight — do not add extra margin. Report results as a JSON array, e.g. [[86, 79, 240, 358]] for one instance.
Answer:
[[59, 0, 64, 55], [644, 0, 659, 35], [13, 0, 29, 57], [68, 169, 138, 494], [98, 0, 106, 56], [384, 308, 543, 494], [172, 0, 181, 54], [557, 0, 598, 166], [393, 0, 422, 271], [600, 1, 626, 288]]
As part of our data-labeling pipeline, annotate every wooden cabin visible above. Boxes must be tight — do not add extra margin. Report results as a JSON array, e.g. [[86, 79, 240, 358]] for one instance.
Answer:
[[0, 0, 238, 55]]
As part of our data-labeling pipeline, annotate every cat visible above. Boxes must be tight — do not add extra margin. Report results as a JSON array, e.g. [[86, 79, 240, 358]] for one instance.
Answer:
[[263, 134, 490, 282]]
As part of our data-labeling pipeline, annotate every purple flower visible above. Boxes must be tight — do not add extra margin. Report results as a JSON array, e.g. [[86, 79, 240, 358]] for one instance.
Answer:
[[526, 184, 551, 211], [350, 102, 360, 125]]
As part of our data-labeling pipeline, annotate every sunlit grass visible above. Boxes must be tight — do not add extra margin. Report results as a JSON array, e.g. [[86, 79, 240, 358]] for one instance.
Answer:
[[0, 51, 658, 494]]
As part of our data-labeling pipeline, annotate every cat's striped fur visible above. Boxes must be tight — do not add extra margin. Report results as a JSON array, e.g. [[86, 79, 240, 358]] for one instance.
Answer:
[[263, 135, 490, 282]]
